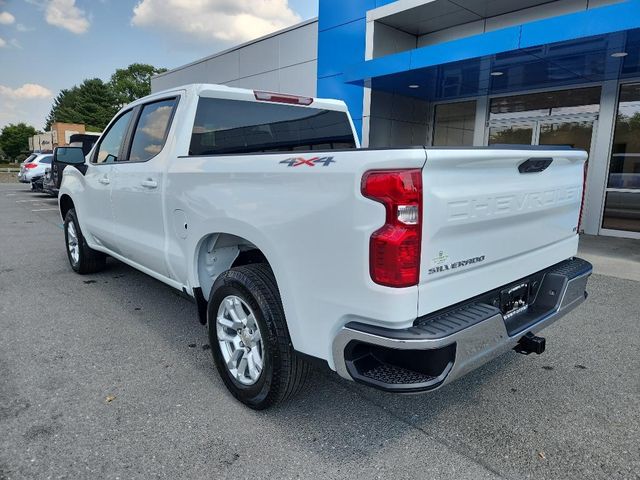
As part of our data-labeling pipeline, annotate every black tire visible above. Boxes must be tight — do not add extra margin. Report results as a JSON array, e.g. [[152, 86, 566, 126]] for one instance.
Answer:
[[208, 263, 309, 409], [64, 208, 106, 274]]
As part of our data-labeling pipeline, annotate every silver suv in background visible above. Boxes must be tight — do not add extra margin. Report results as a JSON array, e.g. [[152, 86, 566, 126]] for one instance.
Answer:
[[18, 153, 53, 188]]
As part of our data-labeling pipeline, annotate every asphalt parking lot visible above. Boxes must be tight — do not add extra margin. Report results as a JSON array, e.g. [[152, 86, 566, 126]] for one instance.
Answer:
[[1, 182, 638, 480]]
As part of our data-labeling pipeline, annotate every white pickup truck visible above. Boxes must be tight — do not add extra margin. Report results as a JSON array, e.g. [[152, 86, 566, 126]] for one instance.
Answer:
[[56, 84, 592, 409]]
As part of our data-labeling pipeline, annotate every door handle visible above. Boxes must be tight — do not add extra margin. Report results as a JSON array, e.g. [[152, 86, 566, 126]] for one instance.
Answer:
[[141, 179, 158, 189], [99, 177, 110, 185]]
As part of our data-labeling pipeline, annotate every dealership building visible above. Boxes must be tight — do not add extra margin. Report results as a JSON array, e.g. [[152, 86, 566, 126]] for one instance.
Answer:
[[152, 0, 640, 238]]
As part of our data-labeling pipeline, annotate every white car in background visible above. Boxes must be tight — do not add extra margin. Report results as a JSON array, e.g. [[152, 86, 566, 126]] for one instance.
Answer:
[[18, 153, 53, 187]]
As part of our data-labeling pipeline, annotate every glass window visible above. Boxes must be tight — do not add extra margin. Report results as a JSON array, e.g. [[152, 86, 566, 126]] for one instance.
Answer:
[[128, 98, 177, 162], [490, 87, 601, 120], [38, 156, 53, 164], [189, 98, 356, 155], [602, 192, 640, 232], [432, 101, 476, 146], [488, 124, 533, 145], [608, 83, 640, 189], [94, 110, 133, 164], [602, 83, 640, 232], [539, 121, 594, 151]]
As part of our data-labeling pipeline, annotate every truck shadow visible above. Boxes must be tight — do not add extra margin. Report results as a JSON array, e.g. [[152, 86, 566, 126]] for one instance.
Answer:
[[79, 256, 529, 468]]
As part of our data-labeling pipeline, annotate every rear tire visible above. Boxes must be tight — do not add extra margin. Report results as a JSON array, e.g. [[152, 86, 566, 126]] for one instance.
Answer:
[[64, 208, 106, 274], [208, 263, 309, 409]]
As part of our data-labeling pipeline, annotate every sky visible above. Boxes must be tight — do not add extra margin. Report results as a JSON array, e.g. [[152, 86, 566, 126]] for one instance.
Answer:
[[0, 0, 318, 131]]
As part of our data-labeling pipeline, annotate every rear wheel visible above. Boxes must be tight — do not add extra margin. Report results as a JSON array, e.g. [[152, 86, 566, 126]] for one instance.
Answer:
[[208, 263, 309, 409], [64, 208, 106, 274]]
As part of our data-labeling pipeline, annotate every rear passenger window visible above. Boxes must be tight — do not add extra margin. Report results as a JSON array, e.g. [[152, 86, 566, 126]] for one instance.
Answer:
[[189, 97, 357, 155], [39, 156, 53, 164], [128, 98, 177, 162]]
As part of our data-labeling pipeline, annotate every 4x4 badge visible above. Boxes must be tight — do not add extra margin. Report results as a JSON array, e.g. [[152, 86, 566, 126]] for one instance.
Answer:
[[279, 156, 335, 167]]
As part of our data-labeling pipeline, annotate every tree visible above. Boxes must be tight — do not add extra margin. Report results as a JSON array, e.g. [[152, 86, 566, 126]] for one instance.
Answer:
[[109, 63, 167, 108], [0, 123, 37, 160], [45, 78, 118, 131]]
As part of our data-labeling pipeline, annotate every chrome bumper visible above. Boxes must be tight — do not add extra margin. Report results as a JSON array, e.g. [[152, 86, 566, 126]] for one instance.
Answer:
[[332, 257, 592, 392]]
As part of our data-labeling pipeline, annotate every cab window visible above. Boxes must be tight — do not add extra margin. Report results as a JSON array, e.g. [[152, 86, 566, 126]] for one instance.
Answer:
[[93, 110, 133, 164], [128, 98, 177, 162]]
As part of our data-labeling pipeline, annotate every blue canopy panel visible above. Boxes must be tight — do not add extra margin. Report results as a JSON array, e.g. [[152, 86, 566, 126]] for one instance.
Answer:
[[343, 1, 640, 102]]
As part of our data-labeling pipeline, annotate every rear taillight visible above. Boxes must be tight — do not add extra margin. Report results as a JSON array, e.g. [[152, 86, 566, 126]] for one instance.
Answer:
[[362, 169, 422, 288], [24, 163, 37, 169], [577, 162, 587, 233]]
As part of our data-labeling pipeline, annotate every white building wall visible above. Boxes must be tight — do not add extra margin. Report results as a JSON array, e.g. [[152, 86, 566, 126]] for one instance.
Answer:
[[151, 19, 318, 97]]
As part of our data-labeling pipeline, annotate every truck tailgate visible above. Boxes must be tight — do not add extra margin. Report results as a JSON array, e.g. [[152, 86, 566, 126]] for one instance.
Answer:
[[418, 148, 587, 317]]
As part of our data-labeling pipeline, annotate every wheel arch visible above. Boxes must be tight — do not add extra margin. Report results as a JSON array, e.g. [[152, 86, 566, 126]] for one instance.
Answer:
[[193, 232, 275, 325], [59, 194, 75, 221]]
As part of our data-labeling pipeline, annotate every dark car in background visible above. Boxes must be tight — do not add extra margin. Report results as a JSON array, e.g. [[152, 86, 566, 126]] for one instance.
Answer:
[[43, 133, 100, 196]]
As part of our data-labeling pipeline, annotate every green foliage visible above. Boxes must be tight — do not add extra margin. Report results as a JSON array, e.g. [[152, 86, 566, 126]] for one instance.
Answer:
[[0, 123, 37, 160], [45, 78, 118, 131], [109, 63, 168, 108], [44, 63, 166, 131]]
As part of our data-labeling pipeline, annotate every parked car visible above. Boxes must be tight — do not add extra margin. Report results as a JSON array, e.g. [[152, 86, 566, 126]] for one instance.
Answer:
[[21, 153, 37, 165], [17, 153, 53, 188], [44, 135, 99, 197], [42, 167, 54, 195], [55, 84, 592, 409], [31, 174, 45, 192]]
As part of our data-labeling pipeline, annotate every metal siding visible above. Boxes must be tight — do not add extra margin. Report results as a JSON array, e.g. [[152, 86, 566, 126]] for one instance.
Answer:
[[318, 0, 376, 31], [204, 52, 240, 83], [226, 70, 280, 92], [278, 24, 318, 66], [519, 0, 640, 47], [151, 20, 318, 95], [238, 37, 280, 78], [317, 75, 364, 120], [278, 61, 318, 96], [373, 22, 417, 57], [317, 19, 368, 79]]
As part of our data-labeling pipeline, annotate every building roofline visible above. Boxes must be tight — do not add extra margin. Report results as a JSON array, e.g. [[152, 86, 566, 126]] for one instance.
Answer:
[[152, 17, 319, 80]]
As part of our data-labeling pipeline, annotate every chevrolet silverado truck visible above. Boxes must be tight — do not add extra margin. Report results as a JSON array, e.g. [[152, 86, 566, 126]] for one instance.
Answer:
[[55, 84, 592, 409]]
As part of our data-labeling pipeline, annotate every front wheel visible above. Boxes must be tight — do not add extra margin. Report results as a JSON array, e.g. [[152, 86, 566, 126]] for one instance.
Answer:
[[208, 264, 309, 409], [64, 208, 106, 274]]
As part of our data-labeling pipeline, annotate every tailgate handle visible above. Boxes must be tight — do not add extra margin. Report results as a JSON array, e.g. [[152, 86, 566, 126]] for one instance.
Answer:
[[519, 158, 553, 173]]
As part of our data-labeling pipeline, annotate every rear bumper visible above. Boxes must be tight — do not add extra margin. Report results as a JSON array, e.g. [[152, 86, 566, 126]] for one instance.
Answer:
[[332, 257, 592, 393]]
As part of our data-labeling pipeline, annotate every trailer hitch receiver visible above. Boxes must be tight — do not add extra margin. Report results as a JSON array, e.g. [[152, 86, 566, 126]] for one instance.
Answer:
[[514, 332, 546, 355]]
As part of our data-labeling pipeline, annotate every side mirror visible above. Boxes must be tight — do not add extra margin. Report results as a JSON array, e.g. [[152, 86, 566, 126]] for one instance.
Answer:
[[53, 146, 88, 177], [53, 146, 85, 165]]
